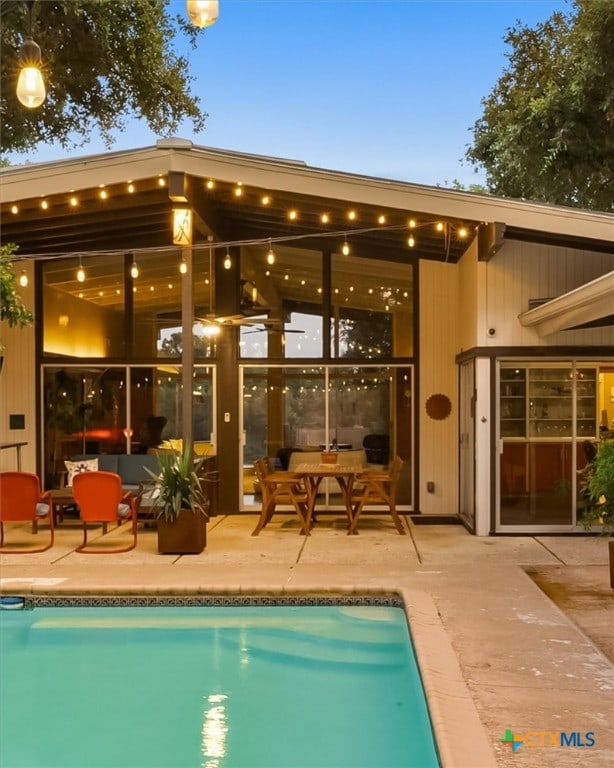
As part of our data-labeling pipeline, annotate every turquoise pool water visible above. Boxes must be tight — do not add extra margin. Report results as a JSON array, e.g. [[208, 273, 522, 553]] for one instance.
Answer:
[[1, 602, 439, 768]]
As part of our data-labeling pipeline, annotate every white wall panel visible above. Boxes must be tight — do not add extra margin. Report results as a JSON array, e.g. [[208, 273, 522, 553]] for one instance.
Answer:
[[0, 262, 37, 472], [482, 242, 614, 347], [419, 261, 459, 515]]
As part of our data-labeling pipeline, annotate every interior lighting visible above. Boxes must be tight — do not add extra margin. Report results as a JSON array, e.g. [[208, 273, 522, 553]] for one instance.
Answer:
[[458, 226, 468, 238], [341, 238, 350, 256], [19, 270, 28, 288], [377, 214, 386, 225], [261, 195, 270, 205], [40, 199, 48, 210], [99, 188, 108, 200], [436, 222, 445, 232], [16, 36, 46, 108], [186, 0, 219, 28], [127, 183, 135, 193], [347, 210, 357, 221], [288, 210, 298, 220], [11, 205, 18, 214], [234, 184, 243, 197], [408, 218, 416, 228], [206, 179, 215, 190], [321, 213, 330, 224], [223, 250, 232, 270], [69, 196, 78, 207], [158, 176, 166, 187], [76, 257, 86, 283]]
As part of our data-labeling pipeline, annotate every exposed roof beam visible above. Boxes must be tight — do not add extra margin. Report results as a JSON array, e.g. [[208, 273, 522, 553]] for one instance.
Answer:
[[518, 270, 614, 336]]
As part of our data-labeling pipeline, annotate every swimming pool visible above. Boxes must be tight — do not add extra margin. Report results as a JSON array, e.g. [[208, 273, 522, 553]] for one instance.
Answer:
[[1, 597, 440, 768]]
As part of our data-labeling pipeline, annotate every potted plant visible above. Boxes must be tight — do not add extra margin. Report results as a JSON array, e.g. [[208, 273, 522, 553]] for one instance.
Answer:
[[580, 431, 614, 588], [0, 244, 34, 369], [145, 446, 213, 554]]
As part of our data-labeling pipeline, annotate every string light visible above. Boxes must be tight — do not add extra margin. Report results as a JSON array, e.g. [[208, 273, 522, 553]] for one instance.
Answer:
[[76, 257, 86, 283], [223, 249, 232, 270], [341, 238, 350, 256], [19, 270, 28, 287], [407, 234, 415, 248], [186, 0, 219, 28], [266, 240, 275, 265], [179, 259, 188, 275], [16, 35, 46, 108], [130, 255, 139, 279]]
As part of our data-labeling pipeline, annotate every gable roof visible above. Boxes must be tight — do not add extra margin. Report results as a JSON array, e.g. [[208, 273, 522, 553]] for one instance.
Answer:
[[2, 139, 613, 267]]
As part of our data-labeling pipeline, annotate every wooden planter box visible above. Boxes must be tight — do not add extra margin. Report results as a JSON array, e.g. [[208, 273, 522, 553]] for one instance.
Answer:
[[157, 509, 207, 554]]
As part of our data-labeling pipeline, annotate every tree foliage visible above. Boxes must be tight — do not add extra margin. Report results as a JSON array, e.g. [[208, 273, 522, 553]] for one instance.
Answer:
[[466, 0, 614, 212], [0, 0, 208, 155]]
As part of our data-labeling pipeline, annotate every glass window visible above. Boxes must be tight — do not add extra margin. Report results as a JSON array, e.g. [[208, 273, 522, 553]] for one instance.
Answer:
[[42, 254, 126, 358], [331, 253, 413, 358], [239, 245, 323, 359]]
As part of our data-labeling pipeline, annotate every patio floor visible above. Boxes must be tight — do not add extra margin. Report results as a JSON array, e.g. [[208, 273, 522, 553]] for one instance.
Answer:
[[1, 512, 613, 768]]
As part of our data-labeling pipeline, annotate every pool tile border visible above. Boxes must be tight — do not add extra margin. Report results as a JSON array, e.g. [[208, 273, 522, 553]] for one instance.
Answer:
[[14, 594, 405, 609]]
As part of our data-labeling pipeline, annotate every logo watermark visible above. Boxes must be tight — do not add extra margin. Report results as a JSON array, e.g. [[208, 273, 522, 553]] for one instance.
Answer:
[[500, 728, 595, 752]]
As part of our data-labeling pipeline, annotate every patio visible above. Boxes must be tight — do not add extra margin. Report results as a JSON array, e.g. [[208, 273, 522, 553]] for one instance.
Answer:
[[1, 513, 612, 767]]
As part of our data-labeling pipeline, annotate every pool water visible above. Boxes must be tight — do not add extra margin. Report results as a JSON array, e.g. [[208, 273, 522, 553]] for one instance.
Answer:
[[1, 604, 440, 768]]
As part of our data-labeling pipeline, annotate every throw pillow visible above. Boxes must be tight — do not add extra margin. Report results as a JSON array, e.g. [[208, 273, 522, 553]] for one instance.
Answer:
[[64, 458, 98, 486]]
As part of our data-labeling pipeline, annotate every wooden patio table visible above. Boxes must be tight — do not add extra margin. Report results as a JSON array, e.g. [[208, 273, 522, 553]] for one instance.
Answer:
[[292, 462, 364, 533]]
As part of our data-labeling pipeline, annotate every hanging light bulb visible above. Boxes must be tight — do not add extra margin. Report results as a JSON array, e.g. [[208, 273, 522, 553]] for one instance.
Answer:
[[223, 249, 232, 270], [179, 259, 188, 275], [407, 234, 416, 248], [19, 270, 28, 288], [266, 240, 275, 265], [16, 36, 46, 108], [186, 0, 219, 28], [130, 256, 139, 279], [76, 257, 86, 283], [341, 238, 350, 256]]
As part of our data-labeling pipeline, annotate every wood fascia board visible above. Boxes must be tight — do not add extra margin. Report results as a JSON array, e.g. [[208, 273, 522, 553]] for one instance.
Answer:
[[518, 270, 614, 336]]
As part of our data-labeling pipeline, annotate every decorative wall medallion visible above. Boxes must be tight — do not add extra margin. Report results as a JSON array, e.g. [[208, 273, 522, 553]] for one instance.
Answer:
[[425, 393, 452, 421]]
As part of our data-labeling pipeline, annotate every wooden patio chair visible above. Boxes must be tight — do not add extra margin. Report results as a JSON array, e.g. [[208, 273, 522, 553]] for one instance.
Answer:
[[0, 471, 55, 553], [72, 471, 137, 553], [349, 456, 407, 534], [251, 458, 310, 536]]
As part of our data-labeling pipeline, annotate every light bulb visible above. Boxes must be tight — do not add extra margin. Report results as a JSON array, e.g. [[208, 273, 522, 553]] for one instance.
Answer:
[[186, 0, 219, 28], [130, 261, 139, 279], [342, 239, 350, 256], [16, 37, 45, 108], [179, 260, 188, 275], [266, 243, 275, 265], [223, 252, 232, 270], [77, 265, 86, 283], [19, 270, 28, 287], [407, 235, 415, 248]]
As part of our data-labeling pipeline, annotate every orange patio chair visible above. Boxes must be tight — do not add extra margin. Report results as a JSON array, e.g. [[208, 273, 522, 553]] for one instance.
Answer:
[[349, 455, 407, 534], [251, 457, 310, 536], [0, 471, 54, 553], [72, 471, 137, 553]]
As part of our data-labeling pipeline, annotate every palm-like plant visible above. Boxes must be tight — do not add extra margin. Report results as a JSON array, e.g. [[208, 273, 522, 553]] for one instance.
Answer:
[[581, 432, 614, 534], [146, 447, 211, 522]]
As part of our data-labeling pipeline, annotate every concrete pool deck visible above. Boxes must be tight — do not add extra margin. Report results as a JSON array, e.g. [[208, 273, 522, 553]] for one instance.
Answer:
[[1, 513, 613, 767]]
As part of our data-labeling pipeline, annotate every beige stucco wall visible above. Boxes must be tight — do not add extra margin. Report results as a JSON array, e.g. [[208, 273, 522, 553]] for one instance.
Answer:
[[418, 259, 460, 515]]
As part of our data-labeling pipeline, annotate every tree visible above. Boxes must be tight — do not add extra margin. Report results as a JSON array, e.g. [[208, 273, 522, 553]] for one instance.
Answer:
[[0, 0, 208, 155], [466, 0, 614, 212], [0, 243, 34, 353]]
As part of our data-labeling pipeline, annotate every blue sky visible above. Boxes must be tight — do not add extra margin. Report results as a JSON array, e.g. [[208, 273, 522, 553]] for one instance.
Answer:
[[18, 0, 569, 187]]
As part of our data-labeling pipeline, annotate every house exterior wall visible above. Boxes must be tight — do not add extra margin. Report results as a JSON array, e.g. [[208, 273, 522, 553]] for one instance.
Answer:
[[480, 242, 614, 347], [418, 259, 459, 515], [0, 260, 37, 472]]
